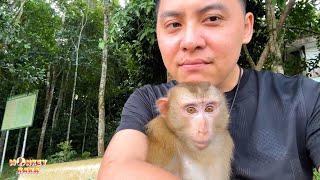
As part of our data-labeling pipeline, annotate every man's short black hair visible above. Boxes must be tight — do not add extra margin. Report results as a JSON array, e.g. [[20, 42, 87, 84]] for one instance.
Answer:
[[155, 0, 247, 15]]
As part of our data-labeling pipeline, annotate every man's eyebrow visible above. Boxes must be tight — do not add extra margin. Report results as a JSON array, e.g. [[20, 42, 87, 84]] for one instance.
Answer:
[[197, 3, 229, 14], [158, 3, 228, 19], [159, 11, 182, 19]]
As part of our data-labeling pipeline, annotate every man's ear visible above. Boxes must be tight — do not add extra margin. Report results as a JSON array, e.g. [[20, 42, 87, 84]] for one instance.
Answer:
[[156, 97, 169, 118], [242, 12, 254, 44]]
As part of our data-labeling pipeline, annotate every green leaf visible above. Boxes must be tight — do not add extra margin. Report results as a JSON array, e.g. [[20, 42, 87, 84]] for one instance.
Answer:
[[277, 0, 285, 9], [98, 39, 105, 49], [24, 43, 31, 49]]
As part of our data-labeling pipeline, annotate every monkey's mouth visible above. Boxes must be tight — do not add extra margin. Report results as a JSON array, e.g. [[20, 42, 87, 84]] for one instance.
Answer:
[[193, 140, 210, 150]]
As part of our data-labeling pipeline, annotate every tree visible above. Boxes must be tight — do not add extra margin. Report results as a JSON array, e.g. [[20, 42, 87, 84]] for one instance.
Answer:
[[257, 0, 296, 72], [67, 10, 88, 143], [49, 63, 70, 148], [97, 0, 109, 157], [1, 0, 106, 160], [108, 0, 166, 87], [0, 0, 60, 159], [37, 65, 58, 159], [243, 0, 319, 73]]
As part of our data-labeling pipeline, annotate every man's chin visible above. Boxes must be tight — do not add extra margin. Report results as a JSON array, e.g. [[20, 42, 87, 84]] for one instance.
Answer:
[[177, 75, 213, 83]]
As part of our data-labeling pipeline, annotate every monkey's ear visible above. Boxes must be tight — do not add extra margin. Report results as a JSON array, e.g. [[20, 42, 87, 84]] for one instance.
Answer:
[[156, 98, 169, 118]]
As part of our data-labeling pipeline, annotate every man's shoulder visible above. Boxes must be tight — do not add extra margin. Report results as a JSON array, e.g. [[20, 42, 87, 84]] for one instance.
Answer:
[[118, 81, 177, 133], [248, 69, 320, 110], [249, 69, 319, 90], [252, 69, 301, 82], [134, 80, 177, 99]]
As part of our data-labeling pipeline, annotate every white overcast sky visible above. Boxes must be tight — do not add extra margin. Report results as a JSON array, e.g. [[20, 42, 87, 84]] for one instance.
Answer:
[[119, 0, 126, 8]]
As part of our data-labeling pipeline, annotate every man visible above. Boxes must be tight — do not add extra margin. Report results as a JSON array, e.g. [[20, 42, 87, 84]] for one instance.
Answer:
[[98, 0, 320, 179]]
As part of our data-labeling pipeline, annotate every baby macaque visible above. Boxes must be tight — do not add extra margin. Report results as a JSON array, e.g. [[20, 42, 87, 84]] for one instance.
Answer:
[[146, 82, 234, 180]]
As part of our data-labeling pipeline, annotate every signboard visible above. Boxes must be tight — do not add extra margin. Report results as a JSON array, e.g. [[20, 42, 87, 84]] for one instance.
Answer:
[[1, 91, 38, 131]]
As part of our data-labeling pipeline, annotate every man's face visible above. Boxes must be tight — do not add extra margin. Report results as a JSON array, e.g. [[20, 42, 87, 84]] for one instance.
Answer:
[[156, 0, 253, 91]]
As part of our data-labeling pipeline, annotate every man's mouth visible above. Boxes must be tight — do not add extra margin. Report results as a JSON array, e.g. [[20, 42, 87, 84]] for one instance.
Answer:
[[179, 59, 212, 69]]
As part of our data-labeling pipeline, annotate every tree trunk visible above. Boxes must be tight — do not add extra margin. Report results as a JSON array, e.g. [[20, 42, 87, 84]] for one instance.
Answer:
[[82, 106, 89, 154], [49, 63, 70, 148], [49, 74, 65, 148], [98, 0, 109, 156], [37, 65, 57, 159], [267, 0, 283, 73], [255, 0, 296, 71], [243, 44, 256, 68], [66, 13, 87, 143]]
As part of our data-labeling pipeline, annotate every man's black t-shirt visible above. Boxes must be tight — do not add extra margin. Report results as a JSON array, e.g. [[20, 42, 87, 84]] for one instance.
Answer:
[[117, 69, 320, 179]]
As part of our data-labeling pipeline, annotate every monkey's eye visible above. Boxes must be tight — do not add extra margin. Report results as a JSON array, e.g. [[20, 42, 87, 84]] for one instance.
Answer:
[[205, 105, 215, 112], [186, 106, 197, 114]]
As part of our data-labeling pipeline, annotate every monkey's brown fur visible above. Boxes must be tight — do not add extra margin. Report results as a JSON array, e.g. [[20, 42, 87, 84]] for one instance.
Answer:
[[146, 82, 234, 179]]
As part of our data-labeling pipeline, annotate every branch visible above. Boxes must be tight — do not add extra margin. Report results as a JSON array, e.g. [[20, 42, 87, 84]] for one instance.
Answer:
[[256, 0, 296, 71], [256, 42, 271, 70], [242, 45, 256, 68], [265, 0, 277, 37], [276, 0, 296, 35], [14, 0, 27, 23], [71, 39, 76, 50], [256, 0, 275, 70], [75, 12, 88, 52]]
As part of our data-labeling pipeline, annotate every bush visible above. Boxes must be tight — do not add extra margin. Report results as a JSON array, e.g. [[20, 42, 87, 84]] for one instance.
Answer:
[[47, 141, 77, 163], [81, 151, 91, 159], [314, 169, 320, 180]]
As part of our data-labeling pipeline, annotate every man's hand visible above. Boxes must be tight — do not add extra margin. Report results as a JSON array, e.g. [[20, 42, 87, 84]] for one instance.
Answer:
[[98, 129, 179, 180]]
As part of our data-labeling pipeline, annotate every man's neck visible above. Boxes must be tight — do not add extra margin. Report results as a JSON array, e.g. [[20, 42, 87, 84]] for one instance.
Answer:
[[218, 65, 242, 92]]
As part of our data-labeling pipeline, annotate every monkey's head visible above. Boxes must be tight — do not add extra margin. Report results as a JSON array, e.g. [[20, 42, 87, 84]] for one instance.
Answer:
[[157, 82, 230, 151]]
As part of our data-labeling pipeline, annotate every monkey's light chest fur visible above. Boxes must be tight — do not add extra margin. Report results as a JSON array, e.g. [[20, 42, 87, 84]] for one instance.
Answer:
[[146, 82, 234, 180]]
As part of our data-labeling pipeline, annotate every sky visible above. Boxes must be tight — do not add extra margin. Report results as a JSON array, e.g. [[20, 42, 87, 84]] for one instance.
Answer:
[[119, 0, 126, 8]]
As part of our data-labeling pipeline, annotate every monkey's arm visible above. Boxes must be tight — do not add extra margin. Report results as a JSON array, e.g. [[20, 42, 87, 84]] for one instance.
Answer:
[[146, 117, 180, 172], [98, 129, 180, 180]]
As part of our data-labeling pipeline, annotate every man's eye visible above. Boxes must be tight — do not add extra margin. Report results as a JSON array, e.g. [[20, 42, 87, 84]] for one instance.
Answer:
[[186, 106, 197, 114], [208, 16, 219, 22], [204, 16, 222, 24], [168, 22, 181, 28]]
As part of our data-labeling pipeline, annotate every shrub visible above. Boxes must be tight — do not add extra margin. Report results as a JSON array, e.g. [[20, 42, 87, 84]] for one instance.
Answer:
[[47, 141, 77, 163]]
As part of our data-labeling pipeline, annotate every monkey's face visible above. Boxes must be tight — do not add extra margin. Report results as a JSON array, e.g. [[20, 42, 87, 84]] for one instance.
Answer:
[[166, 83, 229, 151], [156, 0, 254, 92]]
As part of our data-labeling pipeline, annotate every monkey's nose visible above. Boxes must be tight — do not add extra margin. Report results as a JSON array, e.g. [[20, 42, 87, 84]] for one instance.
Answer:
[[197, 129, 208, 135]]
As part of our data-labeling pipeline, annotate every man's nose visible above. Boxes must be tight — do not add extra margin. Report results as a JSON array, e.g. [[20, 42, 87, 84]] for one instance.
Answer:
[[180, 25, 206, 52]]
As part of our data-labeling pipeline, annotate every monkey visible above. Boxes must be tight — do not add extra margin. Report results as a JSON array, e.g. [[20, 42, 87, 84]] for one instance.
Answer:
[[146, 82, 234, 180]]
